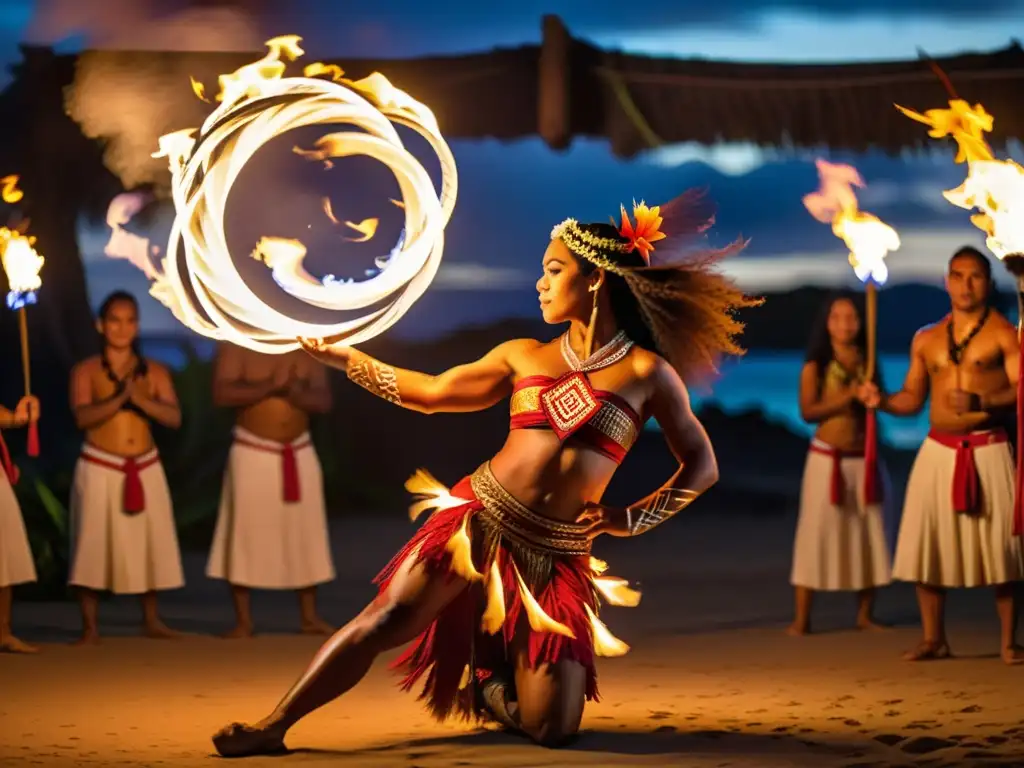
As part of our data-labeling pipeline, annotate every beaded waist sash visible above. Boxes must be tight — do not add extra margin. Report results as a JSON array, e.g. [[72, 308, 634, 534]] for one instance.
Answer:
[[469, 463, 592, 558]]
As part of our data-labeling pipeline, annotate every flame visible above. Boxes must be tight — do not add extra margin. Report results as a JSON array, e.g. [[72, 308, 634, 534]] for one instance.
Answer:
[[589, 556, 609, 575], [151, 128, 197, 172], [391, 198, 405, 210], [304, 62, 346, 82], [512, 564, 575, 638], [802, 159, 900, 285], [943, 159, 1024, 260], [216, 34, 304, 105], [404, 468, 468, 521], [894, 100, 994, 164], [1, 175, 23, 204], [584, 604, 630, 657], [593, 576, 642, 607], [344, 218, 379, 242], [1, 228, 44, 309], [480, 560, 507, 635], [190, 76, 211, 103], [898, 99, 1024, 260], [322, 197, 340, 225], [445, 513, 483, 582]]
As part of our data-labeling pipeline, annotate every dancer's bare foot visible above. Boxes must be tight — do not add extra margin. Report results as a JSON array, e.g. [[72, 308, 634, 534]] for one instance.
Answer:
[[785, 622, 809, 637], [221, 624, 254, 639], [143, 621, 182, 640], [856, 618, 890, 632], [72, 630, 101, 646], [902, 640, 951, 661], [1001, 645, 1024, 666], [212, 720, 288, 757], [300, 617, 333, 636], [0, 633, 40, 654]]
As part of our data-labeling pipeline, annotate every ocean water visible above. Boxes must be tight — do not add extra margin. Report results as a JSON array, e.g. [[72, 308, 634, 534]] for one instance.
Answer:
[[140, 339, 928, 450], [683, 351, 929, 450]]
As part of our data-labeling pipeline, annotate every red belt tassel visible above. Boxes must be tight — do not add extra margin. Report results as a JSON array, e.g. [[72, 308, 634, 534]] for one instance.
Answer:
[[281, 443, 300, 503], [926, 429, 1008, 516], [863, 408, 880, 504], [122, 457, 145, 514]]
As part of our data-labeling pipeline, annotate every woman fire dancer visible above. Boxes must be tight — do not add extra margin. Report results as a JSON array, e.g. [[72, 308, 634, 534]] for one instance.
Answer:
[[212, 191, 762, 756]]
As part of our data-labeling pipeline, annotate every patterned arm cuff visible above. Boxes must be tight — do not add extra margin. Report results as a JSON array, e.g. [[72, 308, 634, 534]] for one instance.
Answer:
[[625, 487, 701, 536], [347, 357, 403, 405]]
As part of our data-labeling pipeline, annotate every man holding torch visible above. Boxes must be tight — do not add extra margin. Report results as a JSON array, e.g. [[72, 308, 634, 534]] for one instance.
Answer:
[[861, 246, 1024, 664]]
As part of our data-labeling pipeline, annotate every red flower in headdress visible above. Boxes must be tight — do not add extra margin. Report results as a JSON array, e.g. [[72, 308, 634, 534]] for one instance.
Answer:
[[617, 200, 667, 265]]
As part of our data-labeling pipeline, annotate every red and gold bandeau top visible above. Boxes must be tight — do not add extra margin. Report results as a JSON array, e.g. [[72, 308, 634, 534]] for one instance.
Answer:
[[509, 371, 642, 463]]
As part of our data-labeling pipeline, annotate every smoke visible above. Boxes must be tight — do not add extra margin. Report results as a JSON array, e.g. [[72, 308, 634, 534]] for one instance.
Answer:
[[47, 0, 268, 191]]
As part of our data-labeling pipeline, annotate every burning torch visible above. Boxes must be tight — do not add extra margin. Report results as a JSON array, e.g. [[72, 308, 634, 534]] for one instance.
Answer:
[[803, 159, 901, 504], [896, 95, 1024, 533], [1, 175, 43, 456]]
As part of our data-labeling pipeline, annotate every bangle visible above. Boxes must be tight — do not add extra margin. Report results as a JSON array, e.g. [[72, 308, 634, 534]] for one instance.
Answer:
[[347, 357, 402, 405], [627, 488, 701, 536]]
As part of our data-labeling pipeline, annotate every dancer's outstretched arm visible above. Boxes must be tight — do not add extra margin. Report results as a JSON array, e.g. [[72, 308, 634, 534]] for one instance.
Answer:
[[298, 337, 536, 415]]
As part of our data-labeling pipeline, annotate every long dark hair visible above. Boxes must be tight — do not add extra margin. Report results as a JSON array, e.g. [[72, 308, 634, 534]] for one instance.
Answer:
[[98, 290, 148, 376], [570, 221, 762, 381], [804, 290, 877, 393]]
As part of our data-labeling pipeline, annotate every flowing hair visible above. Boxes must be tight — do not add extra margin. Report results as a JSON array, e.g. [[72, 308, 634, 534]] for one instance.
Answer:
[[559, 190, 764, 382]]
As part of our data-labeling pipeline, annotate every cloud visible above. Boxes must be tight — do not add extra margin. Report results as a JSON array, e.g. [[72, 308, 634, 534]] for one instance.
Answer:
[[722, 227, 1002, 291], [432, 263, 535, 291]]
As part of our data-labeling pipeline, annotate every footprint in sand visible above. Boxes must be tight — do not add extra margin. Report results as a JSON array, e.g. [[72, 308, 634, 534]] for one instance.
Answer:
[[648, 711, 673, 720], [872, 734, 905, 746], [959, 705, 983, 714], [653, 725, 677, 734]]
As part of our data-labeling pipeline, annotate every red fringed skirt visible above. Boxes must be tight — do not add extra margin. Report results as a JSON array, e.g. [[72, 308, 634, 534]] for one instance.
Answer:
[[373, 463, 631, 722]]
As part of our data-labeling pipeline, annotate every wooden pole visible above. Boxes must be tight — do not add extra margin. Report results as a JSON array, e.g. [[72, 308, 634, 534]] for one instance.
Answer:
[[538, 15, 571, 151], [17, 306, 30, 395], [864, 281, 877, 381]]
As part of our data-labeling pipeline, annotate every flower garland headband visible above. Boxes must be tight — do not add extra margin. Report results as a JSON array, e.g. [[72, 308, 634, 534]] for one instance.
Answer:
[[550, 200, 666, 273]]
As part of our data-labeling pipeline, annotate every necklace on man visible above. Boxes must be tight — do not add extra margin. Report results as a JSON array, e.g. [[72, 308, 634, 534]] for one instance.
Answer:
[[947, 306, 990, 365]]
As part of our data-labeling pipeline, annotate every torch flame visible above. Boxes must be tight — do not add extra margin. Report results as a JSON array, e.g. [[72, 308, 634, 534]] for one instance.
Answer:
[[1, 175, 23, 204], [190, 76, 211, 103], [304, 62, 346, 82], [216, 34, 304, 105], [0, 228, 44, 309], [898, 99, 1024, 261], [803, 159, 900, 285]]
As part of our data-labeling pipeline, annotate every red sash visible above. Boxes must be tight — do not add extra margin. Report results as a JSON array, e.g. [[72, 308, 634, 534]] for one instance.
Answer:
[[810, 440, 868, 505], [926, 428, 1008, 515], [233, 436, 311, 503], [81, 448, 160, 514], [0, 429, 18, 485]]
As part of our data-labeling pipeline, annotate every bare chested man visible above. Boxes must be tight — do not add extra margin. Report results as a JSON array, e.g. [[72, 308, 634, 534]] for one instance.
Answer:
[[206, 344, 335, 637], [862, 246, 1024, 664], [0, 394, 41, 653], [68, 290, 185, 644]]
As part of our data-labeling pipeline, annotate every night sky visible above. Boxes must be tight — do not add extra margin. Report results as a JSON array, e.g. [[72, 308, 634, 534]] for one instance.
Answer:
[[4, 0, 1024, 338]]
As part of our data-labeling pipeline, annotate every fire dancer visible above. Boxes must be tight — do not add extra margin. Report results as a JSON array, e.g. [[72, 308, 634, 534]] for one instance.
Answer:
[[788, 291, 893, 635], [206, 343, 336, 638], [211, 191, 762, 756], [0, 394, 40, 653], [862, 246, 1024, 664], [68, 290, 185, 644]]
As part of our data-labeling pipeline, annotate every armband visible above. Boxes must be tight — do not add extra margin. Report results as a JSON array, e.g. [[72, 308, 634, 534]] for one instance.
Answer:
[[626, 487, 701, 536], [347, 358, 402, 405]]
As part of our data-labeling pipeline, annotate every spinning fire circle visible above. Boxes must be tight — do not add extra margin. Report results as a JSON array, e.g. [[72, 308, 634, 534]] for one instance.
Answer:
[[155, 36, 457, 354]]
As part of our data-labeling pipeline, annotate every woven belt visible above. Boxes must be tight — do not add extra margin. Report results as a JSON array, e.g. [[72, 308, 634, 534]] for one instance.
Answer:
[[469, 463, 591, 557]]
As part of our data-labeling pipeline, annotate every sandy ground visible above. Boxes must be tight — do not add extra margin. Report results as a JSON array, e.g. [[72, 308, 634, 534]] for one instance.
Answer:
[[3, 510, 1024, 767]]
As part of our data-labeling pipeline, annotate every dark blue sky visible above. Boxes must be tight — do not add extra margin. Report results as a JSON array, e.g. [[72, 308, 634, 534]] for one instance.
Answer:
[[5, 1, 1024, 337]]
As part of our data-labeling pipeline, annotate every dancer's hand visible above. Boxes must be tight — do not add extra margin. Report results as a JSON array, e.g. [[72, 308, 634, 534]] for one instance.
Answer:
[[855, 381, 881, 409], [297, 337, 352, 371], [946, 388, 980, 414], [13, 395, 40, 424], [576, 503, 631, 538]]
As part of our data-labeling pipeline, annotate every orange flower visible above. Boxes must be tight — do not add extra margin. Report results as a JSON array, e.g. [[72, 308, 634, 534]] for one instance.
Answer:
[[618, 200, 666, 264]]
